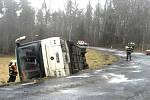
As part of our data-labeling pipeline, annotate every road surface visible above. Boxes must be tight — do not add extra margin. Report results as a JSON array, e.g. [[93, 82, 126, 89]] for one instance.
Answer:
[[1, 47, 150, 100]]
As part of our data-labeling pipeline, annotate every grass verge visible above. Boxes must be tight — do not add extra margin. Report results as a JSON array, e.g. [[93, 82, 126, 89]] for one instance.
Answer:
[[86, 49, 118, 69], [0, 56, 19, 85], [0, 49, 118, 85]]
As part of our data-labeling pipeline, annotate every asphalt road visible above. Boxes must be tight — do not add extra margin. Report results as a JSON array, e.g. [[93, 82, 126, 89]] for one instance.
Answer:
[[1, 47, 150, 100]]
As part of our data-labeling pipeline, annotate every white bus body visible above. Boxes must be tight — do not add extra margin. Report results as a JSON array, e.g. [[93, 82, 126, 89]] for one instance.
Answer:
[[41, 37, 70, 77], [16, 37, 88, 81]]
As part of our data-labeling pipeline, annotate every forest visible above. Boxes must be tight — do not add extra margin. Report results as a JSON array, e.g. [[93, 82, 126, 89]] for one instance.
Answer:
[[0, 0, 150, 54]]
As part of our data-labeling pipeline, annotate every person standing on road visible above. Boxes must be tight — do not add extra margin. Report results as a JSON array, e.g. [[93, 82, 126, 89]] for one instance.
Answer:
[[125, 43, 133, 61], [7, 60, 18, 83], [130, 42, 136, 52]]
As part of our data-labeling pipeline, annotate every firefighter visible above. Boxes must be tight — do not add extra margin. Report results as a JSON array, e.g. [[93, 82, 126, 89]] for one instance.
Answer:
[[130, 42, 136, 52], [7, 60, 17, 83], [125, 43, 133, 61]]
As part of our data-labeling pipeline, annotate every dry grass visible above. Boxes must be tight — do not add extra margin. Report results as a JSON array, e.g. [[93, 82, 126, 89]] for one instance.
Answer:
[[0, 56, 19, 85], [86, 49, 118, 69], [0, 49, 118, 85]]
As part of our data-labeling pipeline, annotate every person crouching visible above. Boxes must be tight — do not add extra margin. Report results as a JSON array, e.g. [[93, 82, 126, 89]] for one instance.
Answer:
[[7, 60, 17, 83]]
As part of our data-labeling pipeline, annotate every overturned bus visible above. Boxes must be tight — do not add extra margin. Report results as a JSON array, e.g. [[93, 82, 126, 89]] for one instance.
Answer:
[[15, 37, 88, 81]]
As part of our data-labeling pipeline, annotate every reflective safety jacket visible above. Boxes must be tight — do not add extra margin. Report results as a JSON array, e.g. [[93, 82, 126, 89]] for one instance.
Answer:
[[125, 46, 133, 52], [8, 60, 17, 76]]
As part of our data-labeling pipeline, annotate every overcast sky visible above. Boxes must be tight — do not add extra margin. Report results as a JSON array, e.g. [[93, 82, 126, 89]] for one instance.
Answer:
[[28, 0, 106, 11]]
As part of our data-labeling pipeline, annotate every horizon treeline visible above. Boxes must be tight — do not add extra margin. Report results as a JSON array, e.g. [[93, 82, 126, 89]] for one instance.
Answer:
[[0, 0, 150, 54]]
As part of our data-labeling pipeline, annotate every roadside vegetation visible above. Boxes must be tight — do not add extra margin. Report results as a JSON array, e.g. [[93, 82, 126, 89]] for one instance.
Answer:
[[1, 0, 150, 54], [0, 49, 118, 85], [0, 56, 19, 85], [0, 56, 13, 85], [86, 49, 118, 69]]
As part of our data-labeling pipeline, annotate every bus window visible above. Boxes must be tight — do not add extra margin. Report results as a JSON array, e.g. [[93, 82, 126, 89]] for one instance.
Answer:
[[60, 39, 66, 52]]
